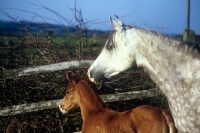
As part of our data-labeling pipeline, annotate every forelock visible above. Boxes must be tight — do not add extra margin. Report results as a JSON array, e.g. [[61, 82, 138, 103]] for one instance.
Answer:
[[105, 30, 117, 50]]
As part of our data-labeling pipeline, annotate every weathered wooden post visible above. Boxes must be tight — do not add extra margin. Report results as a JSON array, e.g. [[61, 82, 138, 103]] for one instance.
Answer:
[[183, 0, 196, 42], [186, 0, 190, 30]]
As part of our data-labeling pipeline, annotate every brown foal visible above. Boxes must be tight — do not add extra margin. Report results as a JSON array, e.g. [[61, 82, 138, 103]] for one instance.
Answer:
[[59, 72, 177, 133]]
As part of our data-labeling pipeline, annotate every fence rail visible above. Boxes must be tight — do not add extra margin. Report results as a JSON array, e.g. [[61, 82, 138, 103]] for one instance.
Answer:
[[0, 59, 162, 133], [0, 88, 162, 116], [0, 60, 162, 117], [0, 60, 94, 79]]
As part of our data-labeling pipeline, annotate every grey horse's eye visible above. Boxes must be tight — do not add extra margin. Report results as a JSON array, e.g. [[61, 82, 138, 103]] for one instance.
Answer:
[[105, 30, 116, 51], [106, 45, 113, 51]]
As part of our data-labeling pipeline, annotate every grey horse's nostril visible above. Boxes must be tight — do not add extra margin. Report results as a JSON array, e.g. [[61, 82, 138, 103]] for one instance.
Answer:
[[87, 69, 96, 82], [87, 67, 93, 77], [87, 69, 91, 78]]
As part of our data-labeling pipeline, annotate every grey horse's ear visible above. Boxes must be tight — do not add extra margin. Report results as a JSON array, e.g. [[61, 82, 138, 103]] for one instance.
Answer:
[[109, 16, 124, 31], [114, 15, 124, 26]]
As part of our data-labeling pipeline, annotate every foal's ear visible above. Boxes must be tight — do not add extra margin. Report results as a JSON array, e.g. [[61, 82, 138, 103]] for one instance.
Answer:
[[66, 71, 79, 84]]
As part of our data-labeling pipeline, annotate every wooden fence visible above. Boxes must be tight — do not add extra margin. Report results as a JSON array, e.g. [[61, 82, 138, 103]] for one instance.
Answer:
[[0, 60, 162, 117], [0, 88, 161, 116], [0, 60, 94, 79]]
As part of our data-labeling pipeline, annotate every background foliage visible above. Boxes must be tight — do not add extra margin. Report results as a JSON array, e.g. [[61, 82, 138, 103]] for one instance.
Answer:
[[0, 5, 184, 132]]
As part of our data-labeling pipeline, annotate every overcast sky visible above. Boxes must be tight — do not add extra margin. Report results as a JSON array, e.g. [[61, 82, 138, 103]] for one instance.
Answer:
[[0, 0, 199, 34]]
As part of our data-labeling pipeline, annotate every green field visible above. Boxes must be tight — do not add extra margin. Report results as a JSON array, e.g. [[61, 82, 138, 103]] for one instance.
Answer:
[[0, 35, 107, 70]]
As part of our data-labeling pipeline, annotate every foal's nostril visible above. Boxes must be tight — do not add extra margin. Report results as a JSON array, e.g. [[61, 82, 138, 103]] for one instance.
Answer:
[[59, 104, 63, 109]]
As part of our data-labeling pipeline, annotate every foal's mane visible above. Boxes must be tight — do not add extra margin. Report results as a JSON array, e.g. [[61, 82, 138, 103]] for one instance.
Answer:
[[77, 75, 107, 108]]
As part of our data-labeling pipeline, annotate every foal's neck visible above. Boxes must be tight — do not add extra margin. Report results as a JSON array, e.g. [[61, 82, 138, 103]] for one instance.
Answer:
[[78, 81, 105, 120]]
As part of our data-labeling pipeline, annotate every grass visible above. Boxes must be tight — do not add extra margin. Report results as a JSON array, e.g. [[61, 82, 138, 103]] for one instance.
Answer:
[[0, 35, 107, 69]]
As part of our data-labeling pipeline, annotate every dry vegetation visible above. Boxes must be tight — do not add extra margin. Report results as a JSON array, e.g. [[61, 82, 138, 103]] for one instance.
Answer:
[[0, 68, 169, 133], [0, 3, 170, 132]]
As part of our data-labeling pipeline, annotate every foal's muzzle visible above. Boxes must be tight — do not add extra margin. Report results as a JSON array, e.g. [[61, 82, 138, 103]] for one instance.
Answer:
[[59, 105, 68, 114]]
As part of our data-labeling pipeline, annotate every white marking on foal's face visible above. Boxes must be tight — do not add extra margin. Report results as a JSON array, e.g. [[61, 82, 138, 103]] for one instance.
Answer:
[[59, 86, 78, 114], [59, 104, 68, 114]]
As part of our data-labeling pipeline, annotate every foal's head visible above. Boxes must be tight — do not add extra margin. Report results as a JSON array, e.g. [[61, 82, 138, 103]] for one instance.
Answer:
[[59, 72, 81, 114]]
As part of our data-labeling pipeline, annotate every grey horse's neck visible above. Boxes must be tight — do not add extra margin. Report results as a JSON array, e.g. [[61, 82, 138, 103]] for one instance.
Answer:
[[132, 28, 200, 132], [133, 29, 198, 93]]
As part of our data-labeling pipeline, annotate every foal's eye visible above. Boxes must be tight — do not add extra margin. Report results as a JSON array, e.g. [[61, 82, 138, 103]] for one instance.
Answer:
[[66, 91, 71, 95]]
